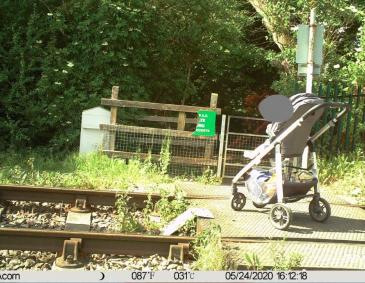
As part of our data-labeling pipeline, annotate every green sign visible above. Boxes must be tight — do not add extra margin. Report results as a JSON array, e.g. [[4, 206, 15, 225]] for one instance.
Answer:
[[192, 110, 216, 137]]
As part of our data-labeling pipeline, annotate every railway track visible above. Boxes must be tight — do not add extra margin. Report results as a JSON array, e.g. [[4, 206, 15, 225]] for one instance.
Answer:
[[1, 184, 363, 270], [0, 184, 226, 269], [0, 184, 227, 210], [0, 228, 193, 266]]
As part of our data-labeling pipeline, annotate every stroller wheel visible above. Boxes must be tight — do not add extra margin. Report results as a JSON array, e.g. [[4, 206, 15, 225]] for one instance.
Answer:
[[270, 204, 292, 230], [231, 193, 246, 211], [253, 202, 266, 209], [309, 197, 331, 222]]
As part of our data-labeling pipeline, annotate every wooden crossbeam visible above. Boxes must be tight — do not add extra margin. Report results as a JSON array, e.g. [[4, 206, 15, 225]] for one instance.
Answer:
[[101, 98, 221, 114], [140, 115, 198, 124], [99, 124, 217, 140]]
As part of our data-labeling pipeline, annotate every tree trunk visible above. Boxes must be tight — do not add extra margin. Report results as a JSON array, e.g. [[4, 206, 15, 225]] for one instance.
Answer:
[[248, 0, 294, 50]]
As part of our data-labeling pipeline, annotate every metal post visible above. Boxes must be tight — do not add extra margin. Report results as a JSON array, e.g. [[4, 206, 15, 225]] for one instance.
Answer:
[[311, 151, 320, 193], [217, 115, 226, 177], [302, 146, 309, 168], [222, 116, 231, 178], [306, 8, 316, 94], [275, 143, 284, 203]]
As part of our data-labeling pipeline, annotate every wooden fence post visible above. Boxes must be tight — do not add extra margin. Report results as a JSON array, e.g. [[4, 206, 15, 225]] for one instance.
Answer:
[[109, 86, 119, 151], [177, 112, 186, 131], [204, 93, 219, 160]]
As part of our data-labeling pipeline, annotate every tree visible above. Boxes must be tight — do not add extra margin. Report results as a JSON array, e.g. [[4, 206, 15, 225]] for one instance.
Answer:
[[247, 0, 365, 93]]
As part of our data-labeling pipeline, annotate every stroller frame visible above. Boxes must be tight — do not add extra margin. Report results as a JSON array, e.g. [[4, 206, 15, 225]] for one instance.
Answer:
[[231, 99, 349, 230]]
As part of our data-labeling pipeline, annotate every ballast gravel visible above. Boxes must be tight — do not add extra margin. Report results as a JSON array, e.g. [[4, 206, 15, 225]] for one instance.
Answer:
[[0, 251, 192, 271], [0, 201, 67, 230]]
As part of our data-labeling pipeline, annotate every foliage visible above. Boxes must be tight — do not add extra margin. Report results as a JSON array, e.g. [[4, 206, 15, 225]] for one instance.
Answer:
[[270, 241, 303, 270], [341, 20, 365, 85], [195, 168, 222, 185], [115, 193, 143, 232], [0, 150, 172, 189], [250, 0, 365, 95], [158, 136, 171, 175], [319, 149, 365, 204], [242, 241, 303, 270], [0, 0, 273, 150], [243, 252, 263, 270], [141, 187, 194, 235], [154, 189, 189, 223], [192, 224, 233, 270]]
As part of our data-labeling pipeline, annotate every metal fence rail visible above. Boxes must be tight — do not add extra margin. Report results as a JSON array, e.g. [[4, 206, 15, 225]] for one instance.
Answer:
[[314, 84, 365, 155]]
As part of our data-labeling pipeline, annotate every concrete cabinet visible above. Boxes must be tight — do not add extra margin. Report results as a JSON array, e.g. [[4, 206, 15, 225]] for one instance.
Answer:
[[79, 107, 110, 154]]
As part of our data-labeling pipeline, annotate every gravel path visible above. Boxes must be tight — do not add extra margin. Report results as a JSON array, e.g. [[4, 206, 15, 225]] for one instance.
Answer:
[[0, 251, 193, 271]]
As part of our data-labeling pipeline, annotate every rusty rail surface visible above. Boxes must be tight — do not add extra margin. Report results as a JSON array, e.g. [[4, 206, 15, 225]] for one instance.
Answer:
[[0, 184, 227, 209], [0, 228, 192, 257]]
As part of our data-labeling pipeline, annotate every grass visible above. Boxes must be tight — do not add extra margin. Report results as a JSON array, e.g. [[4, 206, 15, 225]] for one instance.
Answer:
[[192, 224, 233, 270], [318, 149, 365, 204], [0, 150, 174, 191], [242, 241, 303, 270], [0, 149, 197, 235]]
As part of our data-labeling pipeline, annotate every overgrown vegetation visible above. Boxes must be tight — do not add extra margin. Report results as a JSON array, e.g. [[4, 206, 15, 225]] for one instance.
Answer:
[[195, 168, 222, 185], [319, 149, 365, 204], [0, 151, 172, 190], [143, 188, 196, 236], [115, 193, 143, 232], [270, 241, 303, 270], [114, 187, 194, 235], [243, 241, 303, 270], [192, 224, 233, 270]]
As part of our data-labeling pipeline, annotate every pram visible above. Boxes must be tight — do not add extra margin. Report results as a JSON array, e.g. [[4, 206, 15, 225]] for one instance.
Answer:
[[231, 93, 349, 230]]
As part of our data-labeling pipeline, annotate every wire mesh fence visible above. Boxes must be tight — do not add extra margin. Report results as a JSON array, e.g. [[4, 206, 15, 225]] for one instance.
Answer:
[[222, 116, 270, 178], [101, 124, 219, 177]]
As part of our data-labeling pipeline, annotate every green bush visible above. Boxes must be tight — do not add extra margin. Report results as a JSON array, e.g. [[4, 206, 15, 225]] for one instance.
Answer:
[[0, 0, 273, 151], [319, 149, 365, 203]]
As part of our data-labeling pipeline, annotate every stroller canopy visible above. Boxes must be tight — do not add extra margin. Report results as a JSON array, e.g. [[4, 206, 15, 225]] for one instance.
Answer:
[[266, 93, 325, 157]]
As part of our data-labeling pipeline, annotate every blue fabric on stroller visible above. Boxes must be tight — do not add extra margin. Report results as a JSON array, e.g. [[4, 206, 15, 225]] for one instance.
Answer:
[[246, 170, 273, 205]]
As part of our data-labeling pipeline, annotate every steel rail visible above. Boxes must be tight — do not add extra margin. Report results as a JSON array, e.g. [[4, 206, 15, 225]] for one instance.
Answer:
[[0, 184, 228, 208], [0, 228, 193, 257], [1, 227, 362, 256]]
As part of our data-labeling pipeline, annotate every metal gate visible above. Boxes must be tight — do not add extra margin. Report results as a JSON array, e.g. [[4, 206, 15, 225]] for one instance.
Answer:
[[221, 116, 269, 178]]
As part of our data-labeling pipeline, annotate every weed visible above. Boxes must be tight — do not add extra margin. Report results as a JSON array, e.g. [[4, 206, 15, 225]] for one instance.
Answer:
[[270, 241, 303, 270], [243, 252, 263, 270], [141, 188, 194, 235], [318, 149, 365, 203], [115, 193, 142, 232], [195, 168, 221, 185], [192, 224, 233, 270], [159, 136, 171, 175], [155, 188, 189, 223]]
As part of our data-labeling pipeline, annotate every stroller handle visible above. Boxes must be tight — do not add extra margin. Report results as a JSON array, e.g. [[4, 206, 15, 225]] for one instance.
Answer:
[[301, 101, 349, 121], [309, 102, 350, 143], [325, 101, 350, 109]]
